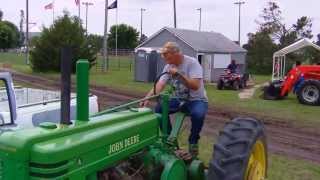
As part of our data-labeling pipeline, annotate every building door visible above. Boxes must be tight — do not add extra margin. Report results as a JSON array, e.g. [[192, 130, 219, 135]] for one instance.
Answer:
[[202, 54, 212, 82], [198, 54, 203, 64], [197, 54, 204, 65]]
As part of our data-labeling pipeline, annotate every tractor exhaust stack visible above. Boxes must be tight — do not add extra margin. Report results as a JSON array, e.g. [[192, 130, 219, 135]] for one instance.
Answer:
[[60, 47, 72, 125]]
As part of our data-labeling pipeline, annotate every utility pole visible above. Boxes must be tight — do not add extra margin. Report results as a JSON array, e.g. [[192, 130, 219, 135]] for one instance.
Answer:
[[173, 0, 177, 28], [82, 2, 93, 34], [115, 5, 119, 70], [20, 10, 25, 45], [78, 0, 81, 23], [196, 8, 202, 31], [140, 8, 146, 41], [52, 0, 55, 23], [25, 0, 29, 64], [103, 0, 109, 72], [234, 1, 245, 45], [0, 9, 3, 21]]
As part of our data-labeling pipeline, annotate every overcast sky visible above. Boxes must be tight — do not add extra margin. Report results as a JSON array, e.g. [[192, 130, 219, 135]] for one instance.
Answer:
[[2, 0, 320, 44]]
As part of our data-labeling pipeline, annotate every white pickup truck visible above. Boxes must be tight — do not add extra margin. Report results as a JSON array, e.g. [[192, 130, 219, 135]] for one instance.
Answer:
[[0, 72, 99, 130]]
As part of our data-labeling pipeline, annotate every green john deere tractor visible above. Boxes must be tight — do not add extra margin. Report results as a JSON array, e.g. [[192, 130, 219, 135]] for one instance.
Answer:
[[0, 58, 267, 179]]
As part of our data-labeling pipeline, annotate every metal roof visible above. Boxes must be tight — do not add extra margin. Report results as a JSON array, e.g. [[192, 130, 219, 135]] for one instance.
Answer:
[[274, 38, 320, 56], [137, 27, 247, 53]]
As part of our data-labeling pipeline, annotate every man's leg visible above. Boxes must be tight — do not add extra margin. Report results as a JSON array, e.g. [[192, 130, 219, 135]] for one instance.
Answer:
[[186, 100, 208, 155], [155, 99, 181, 133]]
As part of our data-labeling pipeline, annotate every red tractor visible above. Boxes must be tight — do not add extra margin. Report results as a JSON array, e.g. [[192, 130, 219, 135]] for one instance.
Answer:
[[263, 65, 320, 105], [217, 69, 248, 90]]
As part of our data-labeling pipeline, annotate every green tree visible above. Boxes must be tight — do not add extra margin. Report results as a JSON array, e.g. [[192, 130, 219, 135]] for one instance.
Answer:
[[29, 36, 40, 47], [2, 21, 20, 47], [139, 34, 148, 44], [108, 24, 139, 49], [243, 30, 277, 74], [0, 21, 20, 49], [258, 1, 313, 48], [303, 34, 320, 64], [87, 34, 103, 53], [30, 13, 97, 72], [0, 22, 14, 49], [317, 34, 320, 46], [244, 1, 315, 74]]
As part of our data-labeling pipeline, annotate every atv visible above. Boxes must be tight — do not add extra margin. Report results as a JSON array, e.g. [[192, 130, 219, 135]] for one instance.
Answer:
[[217, 69, 248, 90]]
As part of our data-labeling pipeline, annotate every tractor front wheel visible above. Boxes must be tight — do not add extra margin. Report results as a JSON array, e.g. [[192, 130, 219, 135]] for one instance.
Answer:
[[207, 118, 267, 180], [297, 80, 320, 105]]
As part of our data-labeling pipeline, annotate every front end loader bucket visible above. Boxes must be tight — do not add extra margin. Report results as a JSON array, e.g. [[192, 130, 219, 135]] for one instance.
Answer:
[[262, 80, 286, 100]]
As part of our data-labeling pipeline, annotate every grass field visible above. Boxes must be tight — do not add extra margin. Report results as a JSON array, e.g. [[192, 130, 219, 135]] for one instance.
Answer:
[[206, 86, 320, 126], [1, 52, 320, 179]]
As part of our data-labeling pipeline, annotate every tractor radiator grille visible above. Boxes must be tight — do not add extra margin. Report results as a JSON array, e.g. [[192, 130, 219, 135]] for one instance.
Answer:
[[29, 160, 71, 178]]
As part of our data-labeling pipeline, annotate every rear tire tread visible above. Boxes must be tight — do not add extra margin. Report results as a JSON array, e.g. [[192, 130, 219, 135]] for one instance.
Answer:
[[219, 130, 237, 140], [231, 127, 255, 133], [220, 154, 246, 165], [207, 118, 267, 180], [214, 144, 232, 157]]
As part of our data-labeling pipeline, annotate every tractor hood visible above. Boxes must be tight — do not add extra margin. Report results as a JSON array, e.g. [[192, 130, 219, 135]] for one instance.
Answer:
[[0, 108, 159, 179]]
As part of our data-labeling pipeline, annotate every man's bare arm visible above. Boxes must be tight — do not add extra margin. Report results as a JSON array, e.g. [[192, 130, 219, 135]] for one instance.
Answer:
[[146, 80, 167, 97], [140, 80, 167, 107], [175, 73, 201, 90]]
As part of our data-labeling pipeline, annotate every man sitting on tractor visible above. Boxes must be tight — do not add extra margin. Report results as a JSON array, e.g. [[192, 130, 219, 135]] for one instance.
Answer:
[[227, 59, 237, 73], [140, 42, 208, 157]]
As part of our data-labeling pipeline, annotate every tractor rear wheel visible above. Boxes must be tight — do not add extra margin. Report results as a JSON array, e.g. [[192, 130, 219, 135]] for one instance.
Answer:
[[297, 80, 320, 105], [207, 118, 267, 180]]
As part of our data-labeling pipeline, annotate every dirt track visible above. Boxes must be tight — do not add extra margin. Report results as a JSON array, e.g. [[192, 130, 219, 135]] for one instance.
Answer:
[[7, 70, 320, 164]]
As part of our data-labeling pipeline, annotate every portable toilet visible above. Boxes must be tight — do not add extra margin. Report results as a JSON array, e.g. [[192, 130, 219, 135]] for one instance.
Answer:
[[134, 47, 164, 82], [156, 54, 166, 77]]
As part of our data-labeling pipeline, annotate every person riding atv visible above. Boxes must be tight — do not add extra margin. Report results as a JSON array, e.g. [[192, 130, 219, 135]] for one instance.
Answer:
[[217, 60, 248, 90], [227, 59, 237, 73]]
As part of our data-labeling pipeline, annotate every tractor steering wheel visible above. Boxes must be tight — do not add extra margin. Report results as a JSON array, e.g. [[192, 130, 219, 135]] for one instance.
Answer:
[[153, 72, 190, 109]]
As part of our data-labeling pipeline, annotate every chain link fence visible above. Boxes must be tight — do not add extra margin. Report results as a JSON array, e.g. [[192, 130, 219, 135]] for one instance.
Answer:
[[95, 49, 135, 71]]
